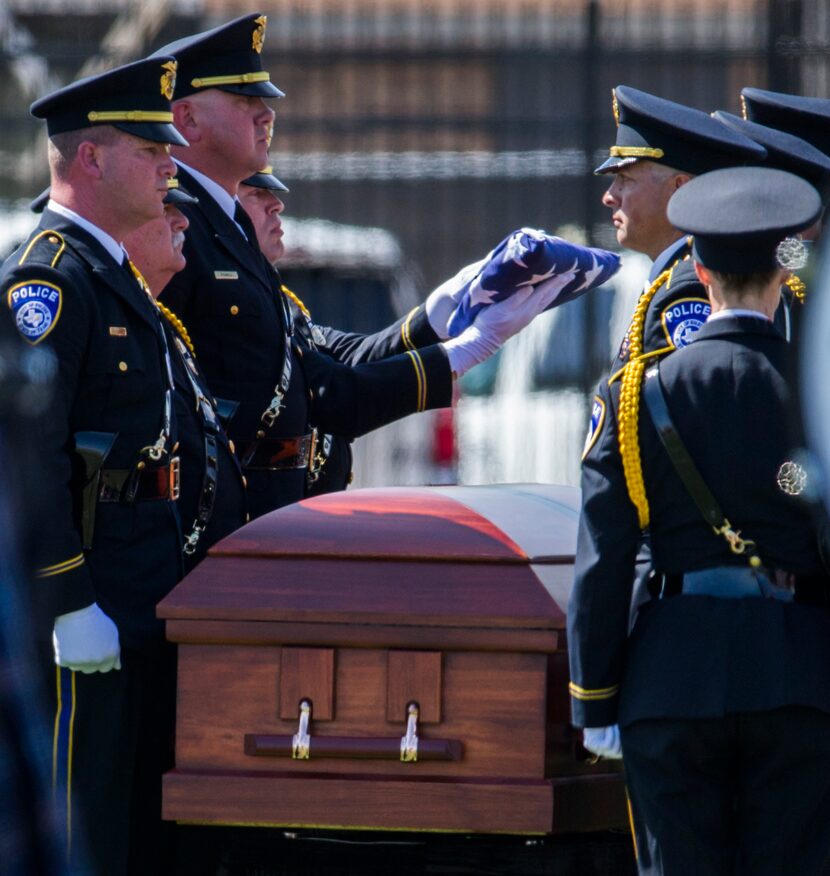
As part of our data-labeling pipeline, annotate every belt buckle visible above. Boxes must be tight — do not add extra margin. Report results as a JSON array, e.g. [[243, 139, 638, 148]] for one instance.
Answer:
[[169, 455, 181, 501]]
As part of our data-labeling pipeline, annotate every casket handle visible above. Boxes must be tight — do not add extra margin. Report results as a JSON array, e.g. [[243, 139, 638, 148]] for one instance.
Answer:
[[244, 700, 462, 762], [400, 702, 419, 762], [292, 699, 312, 760]]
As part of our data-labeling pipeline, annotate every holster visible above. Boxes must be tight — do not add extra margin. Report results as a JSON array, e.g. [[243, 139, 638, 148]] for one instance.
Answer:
[[74, 431, 117, 550], [214, 397, 240, 430]]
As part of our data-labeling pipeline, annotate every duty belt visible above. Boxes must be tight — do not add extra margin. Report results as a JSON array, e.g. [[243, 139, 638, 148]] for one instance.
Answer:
[[98, 458, 180, 503], [242, 433, 317, 471]]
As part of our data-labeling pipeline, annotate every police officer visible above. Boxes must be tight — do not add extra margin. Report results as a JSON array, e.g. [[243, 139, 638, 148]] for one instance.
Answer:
[[741, 87, 830, 158], [153, 14, 563, 519], [581, 88, 768, 631], [1, 58, 187, 873], [568, 166, 830, 875], [235, 167, 355, 495], [124, 179, 248, 572]]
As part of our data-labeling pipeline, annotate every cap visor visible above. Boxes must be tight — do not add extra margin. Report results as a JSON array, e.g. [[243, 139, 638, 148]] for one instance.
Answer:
[[115, 121, 189, 147], [164, 188, 199, 206], [220, 81, 285, 99], [594, 155, 641, 175]]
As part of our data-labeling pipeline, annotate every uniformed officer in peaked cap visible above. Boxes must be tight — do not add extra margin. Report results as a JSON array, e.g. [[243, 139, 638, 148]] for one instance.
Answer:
[[570, 166, 830, 875], [741, 87, 830, 157], [237, 166, 360, 497], [582, 87, 767, 634], [713, 108, 830, 342], [124, 177, 248, 574], [153, 15, 563, 520], [2, 56, 186, 874]]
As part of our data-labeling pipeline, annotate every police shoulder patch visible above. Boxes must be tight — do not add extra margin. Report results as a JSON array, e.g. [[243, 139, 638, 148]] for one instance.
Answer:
[[660, 296, 710, 350], [582, 395, 606, 460], [7, 279, 63, 344]]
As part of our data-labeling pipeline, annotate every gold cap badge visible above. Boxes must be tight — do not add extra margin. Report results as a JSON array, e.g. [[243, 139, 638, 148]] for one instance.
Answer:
[[612, 88, 620, 127], [160, 60, 177, 100], [252, 15, 267, 53]]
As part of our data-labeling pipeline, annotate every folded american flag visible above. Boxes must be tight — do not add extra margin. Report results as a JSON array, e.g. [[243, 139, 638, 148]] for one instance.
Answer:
[[446, 227, 621, 337]]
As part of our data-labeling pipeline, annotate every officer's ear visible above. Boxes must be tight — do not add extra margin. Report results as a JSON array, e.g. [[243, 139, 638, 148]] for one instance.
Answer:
[[76, 140, 104, 179], [693, 261, 712, 288], [172, 100, 201, 145], [672, 172, 694, 192]]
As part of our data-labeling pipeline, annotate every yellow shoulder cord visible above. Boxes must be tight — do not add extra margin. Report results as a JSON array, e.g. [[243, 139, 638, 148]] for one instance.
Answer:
[[617, 268, 672, 530], [155, 300, 196, 358], [126, 260, 197, 357], [785, 273, 806, 304], [280, 284, 311, 319]]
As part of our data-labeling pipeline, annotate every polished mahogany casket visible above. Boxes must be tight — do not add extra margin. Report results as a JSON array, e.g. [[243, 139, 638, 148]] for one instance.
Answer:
[[158, 484, 626, 834]]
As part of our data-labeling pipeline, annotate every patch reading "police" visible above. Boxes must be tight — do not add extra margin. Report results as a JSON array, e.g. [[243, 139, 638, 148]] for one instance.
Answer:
[[660, 297, 710, 349], [7, 279, 62, 344], [582, 395, 606, 460]]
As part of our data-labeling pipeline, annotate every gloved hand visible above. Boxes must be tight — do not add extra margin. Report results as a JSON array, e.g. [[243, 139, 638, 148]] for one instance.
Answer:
[[582, 725, 622, 760], [441, 271, 566, 378], [425, 256, 490, 340], [53, 603, 121, 674]]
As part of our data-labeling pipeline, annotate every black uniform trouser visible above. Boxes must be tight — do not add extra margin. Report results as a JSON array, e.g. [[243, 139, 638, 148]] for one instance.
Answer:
[[48, 644, 177, 876], [620, 708, 830, 876]]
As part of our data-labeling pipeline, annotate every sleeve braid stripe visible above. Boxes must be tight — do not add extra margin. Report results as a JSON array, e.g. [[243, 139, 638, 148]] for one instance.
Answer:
[[406, 349, 427, 412], [36, 553, 85, 579], [568, 681, 620, 701], [400, 307, 419, 352]]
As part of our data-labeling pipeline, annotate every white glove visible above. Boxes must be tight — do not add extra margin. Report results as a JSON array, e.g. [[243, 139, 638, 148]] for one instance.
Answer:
[[441, 275, 564, 378], [582, 725, 622, 760], [53, 603, 121, 674], [425, 256, 489, 340]]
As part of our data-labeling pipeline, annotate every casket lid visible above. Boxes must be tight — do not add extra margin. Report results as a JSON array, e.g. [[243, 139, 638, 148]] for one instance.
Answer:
[[158, 484, 579, 631], [214, 483, 578, 563]]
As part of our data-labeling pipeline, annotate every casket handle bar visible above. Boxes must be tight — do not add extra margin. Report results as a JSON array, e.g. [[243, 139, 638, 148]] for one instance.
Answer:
[[244, 699, 463, 762]]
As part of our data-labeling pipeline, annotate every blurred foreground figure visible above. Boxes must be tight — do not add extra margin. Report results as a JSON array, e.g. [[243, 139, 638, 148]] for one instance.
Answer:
[[569, 167, 830, 875], [0, 308, 86, 874]]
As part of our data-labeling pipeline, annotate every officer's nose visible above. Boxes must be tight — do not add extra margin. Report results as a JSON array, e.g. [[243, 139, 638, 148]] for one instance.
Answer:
[[602, 180, 620, 209]]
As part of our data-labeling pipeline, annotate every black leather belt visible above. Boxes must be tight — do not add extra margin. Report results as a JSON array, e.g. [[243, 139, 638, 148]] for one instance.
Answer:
[[657, 568, 828, 603], [98, 458, 180, 503], [242, 434, 316, 471]]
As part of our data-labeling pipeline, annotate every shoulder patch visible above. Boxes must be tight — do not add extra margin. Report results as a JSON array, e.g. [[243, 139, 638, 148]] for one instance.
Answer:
[[7, 279, 62, 344], [582, 395, 606, 460], [18, 229, 65, 269], [660, 297, 710, 350]]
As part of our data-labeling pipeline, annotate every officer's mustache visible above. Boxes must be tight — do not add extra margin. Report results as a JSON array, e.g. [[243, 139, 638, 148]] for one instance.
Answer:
[[171, 231, 186, 250]]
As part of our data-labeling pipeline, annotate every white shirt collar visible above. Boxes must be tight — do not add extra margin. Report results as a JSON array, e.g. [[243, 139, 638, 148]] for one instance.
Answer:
[[46, 200, 125, 265], [708, 308, 770, 322], [175, 159, 239, 223]]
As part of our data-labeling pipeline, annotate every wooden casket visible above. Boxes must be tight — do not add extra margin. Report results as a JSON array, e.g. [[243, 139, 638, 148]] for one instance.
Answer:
[[158, 483, 626, 835]]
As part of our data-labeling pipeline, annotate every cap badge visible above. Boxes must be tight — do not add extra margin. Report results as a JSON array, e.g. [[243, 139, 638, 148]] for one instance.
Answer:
[[776, 236, 809, 271], [611, 88, 620, 127], [252, 15, 267, 53], [777, 460, 807, 497], [740, 94, 748, 120], [160, 60, 177, 100]]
